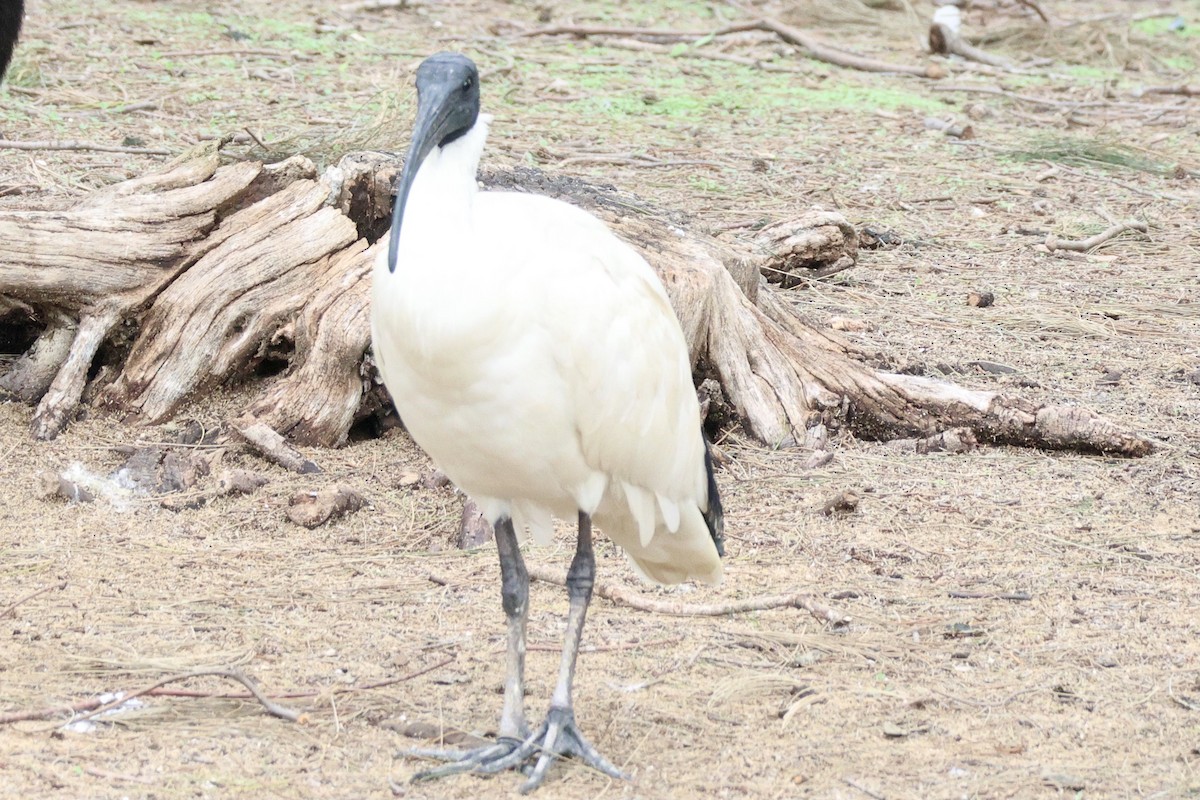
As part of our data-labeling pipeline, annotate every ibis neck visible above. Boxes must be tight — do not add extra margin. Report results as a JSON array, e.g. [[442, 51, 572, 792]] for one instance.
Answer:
[[402, 116, 489, 241]]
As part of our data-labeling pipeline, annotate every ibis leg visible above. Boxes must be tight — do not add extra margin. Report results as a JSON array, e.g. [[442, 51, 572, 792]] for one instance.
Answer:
[[475, 512, 629, 792], [401, 516, 531, 778]]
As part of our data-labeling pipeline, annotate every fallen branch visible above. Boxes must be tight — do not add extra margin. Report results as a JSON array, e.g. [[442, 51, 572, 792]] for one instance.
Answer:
[[1014, 0, 1050, 24], [603, 37, 812, 74], [234, 420, 322, 474], [155, 48, 296, 59], [755, 17, 943, 78], [68, 669, 304, 725], [81, 766, 155, 785], [0, 658, 453, 726], [514, 16, 942, 78], [1, 580, 67, 619], [1045, 221, 1148, 253], [527, 565, 849, 626], [514, 21, 761, 40], [1135, 84, 1199, 98], [929, 22, 1012, 68], [0, 139, 171, 156], [923, 116, 974, 139]]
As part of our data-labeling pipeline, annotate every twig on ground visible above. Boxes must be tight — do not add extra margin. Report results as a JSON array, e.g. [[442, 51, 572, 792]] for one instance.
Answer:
[[1135, 84, 1200, 98], [754, 17, 942, 78], [68, 669, 304, 725], [603, 36, 813, 75], [515, 22, 761, 40], [341, 0, 408, 11], [517, 637, 684, 655], [932, 84, 1170, 111], [1047, 162, 1183, 202], [947, 590, 1033, 601], [234, 420, 322, 474], [923, 117, 974, 139], [929, 23, 1012, 68], [515, 17, 942, 78], [243, 127, 271, 152], [0, 658, 453, 726], [112, 101, 159, 114], [842, 777, 889, 800], [82, 767, 155, 785], [1014, 0, 1050, 23], [1, 581, 67, 619], [141, 657, 454, 700], [1045, 221, 1148, 252], [0, 140, 172, 156], [556, 152, 722, 169], [155, 48, 297, 58], [0, 697, 107, 726], [527, 565, 849, 626]]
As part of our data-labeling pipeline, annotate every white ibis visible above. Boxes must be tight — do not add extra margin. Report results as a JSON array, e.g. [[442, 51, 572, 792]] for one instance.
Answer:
[[373, 52, 725, 792]]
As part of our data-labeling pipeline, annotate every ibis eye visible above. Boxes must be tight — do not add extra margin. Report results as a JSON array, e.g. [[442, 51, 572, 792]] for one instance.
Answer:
[[462, 77, 473, 91]]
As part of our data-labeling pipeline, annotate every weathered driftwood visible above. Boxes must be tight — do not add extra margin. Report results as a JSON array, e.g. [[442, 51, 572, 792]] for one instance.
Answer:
[[0, 145, 1153, 457]]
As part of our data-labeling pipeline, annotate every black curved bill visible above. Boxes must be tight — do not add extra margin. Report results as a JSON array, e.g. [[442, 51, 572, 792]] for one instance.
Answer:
[[386, 53, 480, 274]]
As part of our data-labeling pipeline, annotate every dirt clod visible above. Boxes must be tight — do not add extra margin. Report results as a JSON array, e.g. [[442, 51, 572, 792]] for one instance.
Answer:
[[286, 486, 364, 528], [967, 290, 995, 308], [820, 489, 861, 515], [218, 469, 270, 496]]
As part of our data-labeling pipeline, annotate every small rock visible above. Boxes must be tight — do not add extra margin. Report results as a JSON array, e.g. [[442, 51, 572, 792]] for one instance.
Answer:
[[394, 471, 421, 488], [882, 721, 909, 738]]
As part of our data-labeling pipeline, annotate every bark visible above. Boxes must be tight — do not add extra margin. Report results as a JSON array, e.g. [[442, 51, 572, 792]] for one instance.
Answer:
[[0, 146, 1153, 457]]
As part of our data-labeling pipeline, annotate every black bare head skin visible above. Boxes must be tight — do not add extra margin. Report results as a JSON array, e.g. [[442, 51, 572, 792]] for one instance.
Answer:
[[386, 52, 481, 273]]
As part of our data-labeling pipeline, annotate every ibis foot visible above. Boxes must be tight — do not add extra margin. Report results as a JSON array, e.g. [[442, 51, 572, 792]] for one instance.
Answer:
[[402, 709, 627, 792], [402, 736, 530, 781], [476, 706, 629, 793]]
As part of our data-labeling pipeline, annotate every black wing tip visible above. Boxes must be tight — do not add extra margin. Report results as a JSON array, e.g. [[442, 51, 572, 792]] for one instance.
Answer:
[[702, 438, 725, 558]]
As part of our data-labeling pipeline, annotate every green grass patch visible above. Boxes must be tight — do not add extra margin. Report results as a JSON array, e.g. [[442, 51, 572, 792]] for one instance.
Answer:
[[1009, 135, 1169, 175], [1133, 15, 1198, 38], [533, 58, 950, 132]]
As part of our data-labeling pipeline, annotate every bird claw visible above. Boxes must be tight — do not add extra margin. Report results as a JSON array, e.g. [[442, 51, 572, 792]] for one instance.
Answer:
[[400, 709, 628, 793], [483, 707, 629, 793], [401, 736, 528, 781]]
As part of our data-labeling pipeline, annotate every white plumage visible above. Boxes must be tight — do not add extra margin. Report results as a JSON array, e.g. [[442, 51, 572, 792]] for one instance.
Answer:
[[375, 52, 723, 792], [372, 115, 722, 586]]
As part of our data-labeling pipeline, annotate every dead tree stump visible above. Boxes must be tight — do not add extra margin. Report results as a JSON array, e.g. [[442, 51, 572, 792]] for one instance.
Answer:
[[0, 145, 1152, 457]]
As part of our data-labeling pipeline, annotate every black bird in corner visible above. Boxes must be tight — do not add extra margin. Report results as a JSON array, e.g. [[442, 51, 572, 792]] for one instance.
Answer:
[[0, 0, 23, 83]]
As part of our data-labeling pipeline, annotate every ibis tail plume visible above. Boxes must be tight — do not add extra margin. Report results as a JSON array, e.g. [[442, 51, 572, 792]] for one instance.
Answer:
[[373, 52, 724, 792]]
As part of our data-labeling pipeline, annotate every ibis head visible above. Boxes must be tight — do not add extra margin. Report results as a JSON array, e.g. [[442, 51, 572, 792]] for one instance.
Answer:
[[386, 52, 481, 273]]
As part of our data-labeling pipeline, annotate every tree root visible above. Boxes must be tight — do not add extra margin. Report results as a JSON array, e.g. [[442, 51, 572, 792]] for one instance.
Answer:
[[0, 147, 1153, 458]]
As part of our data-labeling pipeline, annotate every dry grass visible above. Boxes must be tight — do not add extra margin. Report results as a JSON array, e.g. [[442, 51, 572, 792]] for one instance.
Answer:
[[3, 0, 1200, 798]]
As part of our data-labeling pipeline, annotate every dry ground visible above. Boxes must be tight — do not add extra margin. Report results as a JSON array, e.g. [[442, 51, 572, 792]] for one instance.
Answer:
[[2, 0, 1200, 798]]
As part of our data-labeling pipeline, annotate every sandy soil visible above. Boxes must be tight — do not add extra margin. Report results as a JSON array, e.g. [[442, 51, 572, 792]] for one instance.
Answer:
[[2, 0, 1199, 798]]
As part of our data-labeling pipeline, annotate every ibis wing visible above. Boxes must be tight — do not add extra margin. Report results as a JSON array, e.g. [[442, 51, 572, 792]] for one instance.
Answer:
[[528, 205, 709, 516]]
